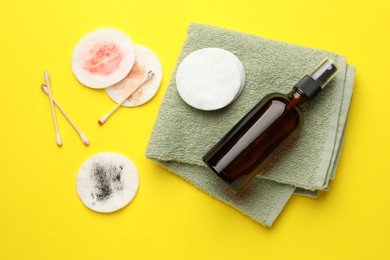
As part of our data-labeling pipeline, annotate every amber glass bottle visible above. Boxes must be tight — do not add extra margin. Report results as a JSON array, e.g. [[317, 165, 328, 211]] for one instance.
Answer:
[[202, 58, 338, 192]]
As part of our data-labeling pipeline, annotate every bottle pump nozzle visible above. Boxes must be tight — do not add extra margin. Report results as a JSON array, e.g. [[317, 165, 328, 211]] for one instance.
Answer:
[[295, 58, 338, 100], [310, 58, 338, 88]]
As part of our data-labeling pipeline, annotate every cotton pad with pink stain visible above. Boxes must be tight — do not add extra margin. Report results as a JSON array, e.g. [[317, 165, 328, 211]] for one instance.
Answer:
[[72, 28, 136, 89], [105, 45, 163, 107]]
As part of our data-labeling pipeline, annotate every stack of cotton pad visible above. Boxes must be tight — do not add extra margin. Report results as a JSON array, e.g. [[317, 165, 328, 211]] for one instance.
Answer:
[[72, 28, 163, 107], [176, 48, 245, 110]]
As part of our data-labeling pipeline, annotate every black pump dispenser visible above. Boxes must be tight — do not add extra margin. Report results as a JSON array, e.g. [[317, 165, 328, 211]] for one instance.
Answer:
[[295, 58, 338, 100]]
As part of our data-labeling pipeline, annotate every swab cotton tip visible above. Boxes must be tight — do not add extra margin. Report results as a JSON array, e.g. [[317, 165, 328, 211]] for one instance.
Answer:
[[56, 133, 62, 146], [105, 45, 163, 107], [176, 48, 245, 111], [145, 70, 155, 81], [80, 134, 89, 146], [98, 118, 105, 126], [72, 28, 136, 89], [41, 84, 49, 93], [76, 152, 139, 213], [44, 70, 49, 80]]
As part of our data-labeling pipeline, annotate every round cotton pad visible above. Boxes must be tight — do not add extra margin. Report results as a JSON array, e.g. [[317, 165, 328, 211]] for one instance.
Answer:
[[176, 48, 245, 110], [72, 28, 136, 89], [105, 45, 163, 107], [76, 152, 139, 213]]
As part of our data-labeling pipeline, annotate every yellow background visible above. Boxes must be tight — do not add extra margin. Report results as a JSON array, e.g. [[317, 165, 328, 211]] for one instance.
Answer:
[[1, 0, 389, 259]]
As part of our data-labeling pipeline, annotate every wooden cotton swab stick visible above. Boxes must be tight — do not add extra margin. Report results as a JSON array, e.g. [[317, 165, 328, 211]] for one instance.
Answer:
[[41, 84, 90, 146], [44, 71, 62, 146], [98, 70, 155, 126]]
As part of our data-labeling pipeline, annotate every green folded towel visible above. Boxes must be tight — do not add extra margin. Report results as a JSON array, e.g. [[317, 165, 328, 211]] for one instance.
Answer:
[[146, 23, 356, 226]]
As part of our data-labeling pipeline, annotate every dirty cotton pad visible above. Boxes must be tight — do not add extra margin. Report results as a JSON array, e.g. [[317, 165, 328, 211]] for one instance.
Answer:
[[72, 28, 136, 89], [146, 23, 355, 226], [76, 152, 139, 213], [105, 45, 163, 107], [176, 48, 245, 110]]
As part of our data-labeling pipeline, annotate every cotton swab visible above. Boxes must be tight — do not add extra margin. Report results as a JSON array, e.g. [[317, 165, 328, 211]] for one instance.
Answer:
[[98, 70, 154, 126], [41, 84, 90, 146], [44, 71, 62, 146]]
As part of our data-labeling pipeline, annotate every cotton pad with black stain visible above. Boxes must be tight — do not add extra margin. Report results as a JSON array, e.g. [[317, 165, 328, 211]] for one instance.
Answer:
[[76, 152, 139, 213]]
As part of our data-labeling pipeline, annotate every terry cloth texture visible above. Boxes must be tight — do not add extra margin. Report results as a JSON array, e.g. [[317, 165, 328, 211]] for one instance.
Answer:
[[146, 23, 356, 227]]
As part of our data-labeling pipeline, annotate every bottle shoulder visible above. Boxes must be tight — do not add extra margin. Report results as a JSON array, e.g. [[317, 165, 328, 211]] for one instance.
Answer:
[[262, 92, 289, 101], [262, 92, 304, 119], [261, 92, 299, 107]]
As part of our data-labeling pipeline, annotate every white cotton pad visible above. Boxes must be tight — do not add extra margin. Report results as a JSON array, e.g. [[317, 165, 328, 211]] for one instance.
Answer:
[[175, 48, 245, 111], [72, 28, 136, 89], [105, 45, 163, 107], [76, 152, 139, 213]]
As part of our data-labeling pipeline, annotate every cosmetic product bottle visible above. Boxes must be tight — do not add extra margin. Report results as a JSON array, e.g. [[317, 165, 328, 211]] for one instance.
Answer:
[[202, 58, 338, 192]]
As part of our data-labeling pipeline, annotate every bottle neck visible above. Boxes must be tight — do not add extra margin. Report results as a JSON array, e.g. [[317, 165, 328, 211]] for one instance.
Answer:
[[288, 88, 308, 107], [294, 75, 323, 100]]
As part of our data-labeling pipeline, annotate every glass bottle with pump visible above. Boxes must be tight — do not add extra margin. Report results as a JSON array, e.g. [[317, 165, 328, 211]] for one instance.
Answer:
[[202, 58, 338, 192]]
